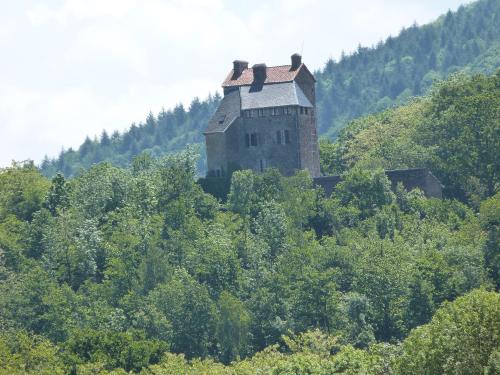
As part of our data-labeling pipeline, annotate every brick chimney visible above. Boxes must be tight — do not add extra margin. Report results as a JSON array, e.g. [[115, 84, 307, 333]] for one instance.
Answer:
[[291, 53, 302, 70], [232, 60, 248, 78], [252, 63, 267, 82]]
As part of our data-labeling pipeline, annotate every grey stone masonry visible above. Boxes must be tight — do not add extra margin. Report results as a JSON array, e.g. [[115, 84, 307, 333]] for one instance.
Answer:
[[314, 168, 443, 198], [205, 53, 320, 177]]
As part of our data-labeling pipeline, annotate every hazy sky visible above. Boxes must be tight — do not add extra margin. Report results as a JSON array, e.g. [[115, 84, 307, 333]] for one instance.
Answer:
[[0, 0, 471, 166]]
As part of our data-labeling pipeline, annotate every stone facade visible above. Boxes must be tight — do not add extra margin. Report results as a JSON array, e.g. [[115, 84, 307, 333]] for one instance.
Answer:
[[205, 54, 320, 177]]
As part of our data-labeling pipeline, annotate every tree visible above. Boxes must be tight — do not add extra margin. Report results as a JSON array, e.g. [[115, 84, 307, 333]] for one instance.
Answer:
[[43, 173, 69, 216], [480, 192, 500, 289], [0, 162, 50, 222], [64, 329, 167, 372], [216, 292, 250, 363], [397, 289, 500, 375], [0, 331, 66, 374], [227, 170, 257, 217], [147, 269, 216, 358], [334, 168, 394, 219], [421, 72, 500, 200]]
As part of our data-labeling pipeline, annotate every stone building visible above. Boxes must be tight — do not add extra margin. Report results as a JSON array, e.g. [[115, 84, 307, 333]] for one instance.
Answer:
[[205, 53, 320, 177]]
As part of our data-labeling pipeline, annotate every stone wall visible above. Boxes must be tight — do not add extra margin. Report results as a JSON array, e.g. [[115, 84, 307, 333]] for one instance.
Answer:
[[314, 168, 443, 198], [205, 132, 228, 177], [297, 110, 321, 177], [229, 110, 301, 176]]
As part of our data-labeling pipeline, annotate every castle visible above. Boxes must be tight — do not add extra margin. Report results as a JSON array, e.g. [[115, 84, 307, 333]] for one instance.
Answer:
[[204, 54, 442, 198], [205, 54, 320, 178]]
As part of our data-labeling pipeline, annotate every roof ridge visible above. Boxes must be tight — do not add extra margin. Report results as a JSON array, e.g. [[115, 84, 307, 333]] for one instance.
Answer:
[[222, 63, 304, 88], [241, 64, 292, 70]]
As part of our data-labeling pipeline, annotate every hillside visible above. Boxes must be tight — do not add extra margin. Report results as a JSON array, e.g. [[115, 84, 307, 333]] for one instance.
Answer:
[[1, 70, 499, 373], [315, 0, 499, 136], [320, 70, 499, 204], [40, 0, 500, 177]]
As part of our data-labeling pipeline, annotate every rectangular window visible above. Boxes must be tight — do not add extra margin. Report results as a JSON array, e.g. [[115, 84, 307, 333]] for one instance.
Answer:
[[273, 107, 281, 116], [285, 130, 290, 144], [258, 109, 264, 117], [276, 130, 282, 145], [300, 107, 304, 114], [245, 133, 250, 147], [305, 108, 309, 115], [250, 133, 258, 146]]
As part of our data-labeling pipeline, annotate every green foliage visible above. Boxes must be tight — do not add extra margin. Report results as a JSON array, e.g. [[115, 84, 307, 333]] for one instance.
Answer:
[[148, 269, 216, 358], [0, 331, 66, 375], [421, 72, 500, 201], [216, 292, 251, 363], [322, 70, 500, 203], [63, 329, 167, 373], [396, 289, 500, 375], [315, 0, 500, 137], [43, 173, 70, 216], [335, 168, 394, 219], [480, 192, 500, 289], [0, 161, 50, 222], [0, 76, 497, 372]]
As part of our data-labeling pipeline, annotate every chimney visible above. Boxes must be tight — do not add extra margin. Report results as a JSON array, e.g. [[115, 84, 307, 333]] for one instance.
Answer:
[[291, 53, 302, 70], [232, 60, 248, 78], [252, 63, 267, 82]]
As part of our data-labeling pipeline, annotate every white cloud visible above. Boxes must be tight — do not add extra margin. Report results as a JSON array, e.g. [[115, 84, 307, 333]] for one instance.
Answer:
[[0, 0, 469, 167]]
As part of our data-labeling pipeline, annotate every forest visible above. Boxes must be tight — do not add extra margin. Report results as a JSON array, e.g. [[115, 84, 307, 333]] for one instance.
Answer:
[[40, 0, 500, 177], [0, 68, 498, 373]]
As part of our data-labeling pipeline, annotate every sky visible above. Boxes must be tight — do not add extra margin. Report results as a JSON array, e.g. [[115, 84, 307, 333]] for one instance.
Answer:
[[0, 0, 471, 167]]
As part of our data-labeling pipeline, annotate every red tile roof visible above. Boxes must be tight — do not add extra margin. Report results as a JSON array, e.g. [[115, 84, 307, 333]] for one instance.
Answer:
[[222, 64, 306, 87]]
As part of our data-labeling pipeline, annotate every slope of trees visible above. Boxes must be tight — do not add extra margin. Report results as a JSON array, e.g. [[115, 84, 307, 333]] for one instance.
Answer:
[[41, 95, 221, 178], [315, 0, 500, 136], [320, 70, 499, 205], [2, 290, 499, 374], [40, 0, 500, 177], [1, 68, 499, 373]]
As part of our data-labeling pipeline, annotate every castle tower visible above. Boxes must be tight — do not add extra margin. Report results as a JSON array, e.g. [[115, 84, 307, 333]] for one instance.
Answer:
[[204, 54, 320, 177]]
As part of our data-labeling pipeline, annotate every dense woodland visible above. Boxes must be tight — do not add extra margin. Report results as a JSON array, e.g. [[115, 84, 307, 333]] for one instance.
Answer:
[[0, 68, 499, 373], [40, 0, 500, 177]]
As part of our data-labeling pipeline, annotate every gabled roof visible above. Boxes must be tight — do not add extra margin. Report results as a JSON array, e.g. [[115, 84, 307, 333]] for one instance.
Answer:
[[205, 82, 313, 134], [222, 64, 314, 87], [204, 89, 240, 134], [240, 82, 313, 110]]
